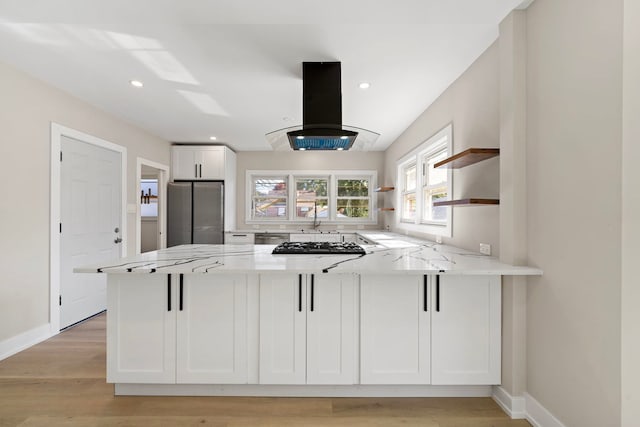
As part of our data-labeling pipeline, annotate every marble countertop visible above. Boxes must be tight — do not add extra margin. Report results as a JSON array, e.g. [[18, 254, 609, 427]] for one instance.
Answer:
[[75, 232, 542, 276]]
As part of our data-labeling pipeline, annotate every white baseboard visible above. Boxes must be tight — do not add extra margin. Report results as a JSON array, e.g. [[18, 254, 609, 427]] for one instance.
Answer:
[[116, 384, 493, 397], [0, 323, 53, 361], [492, 386, 566, 427], [492, 386, 526, 418], [525, 392, 567, 427]]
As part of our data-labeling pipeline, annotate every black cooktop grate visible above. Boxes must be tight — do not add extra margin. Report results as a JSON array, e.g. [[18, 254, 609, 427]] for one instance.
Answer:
[[272, 241, 366, 255]]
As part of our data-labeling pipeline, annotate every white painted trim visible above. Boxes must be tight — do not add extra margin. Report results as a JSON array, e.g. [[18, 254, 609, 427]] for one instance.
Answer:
[[50, 122, 127, 334], [135, 158, 170, 254], [0, 323, 52, 361], [492, 386, 526, 419], [115, 384, 492, 397], [516, 0, 535, 10], [525, 392, 567, 427]]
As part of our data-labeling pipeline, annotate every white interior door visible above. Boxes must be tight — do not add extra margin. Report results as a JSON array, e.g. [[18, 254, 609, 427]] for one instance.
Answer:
[[60, 135, 122, 328]]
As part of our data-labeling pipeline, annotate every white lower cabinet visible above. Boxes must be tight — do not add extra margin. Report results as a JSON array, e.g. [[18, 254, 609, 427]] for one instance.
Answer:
[[259, 273, 357, 385], [431, 275, 501, 385], [360, 274, 430, 384], [176, 274, 248, 384], [107, 274, 176, 384], [361, 274, 501, 385]]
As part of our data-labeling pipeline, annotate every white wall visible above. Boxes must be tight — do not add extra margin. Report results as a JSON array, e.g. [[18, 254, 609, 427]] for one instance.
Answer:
[[235, 151, 384, 231], [383, 42, 501, 255], [0, 60, 170, 343], [621, 0, 640, 424], [525, 0, 622, 426]]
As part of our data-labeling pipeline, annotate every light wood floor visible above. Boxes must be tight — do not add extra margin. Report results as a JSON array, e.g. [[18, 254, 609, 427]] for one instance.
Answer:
[[0, 314, 531, 427]]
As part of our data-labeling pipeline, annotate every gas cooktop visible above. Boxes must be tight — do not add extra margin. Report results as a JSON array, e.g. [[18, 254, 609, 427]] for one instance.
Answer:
[[272, 241, 366, 255]]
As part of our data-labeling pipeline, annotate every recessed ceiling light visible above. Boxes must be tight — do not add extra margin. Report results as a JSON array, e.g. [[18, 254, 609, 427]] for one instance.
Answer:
[[296, 136, 305, 140], [336, 147, 344, 151], [209, 136, 217, 141], [340, 136, 349, 140], [359, 82, 370, 89], [130, 80, 144, 88], [299, 147, 306, 151]]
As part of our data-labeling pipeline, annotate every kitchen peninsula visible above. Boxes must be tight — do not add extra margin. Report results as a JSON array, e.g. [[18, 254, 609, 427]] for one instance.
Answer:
[[76, 233, 541, 397]]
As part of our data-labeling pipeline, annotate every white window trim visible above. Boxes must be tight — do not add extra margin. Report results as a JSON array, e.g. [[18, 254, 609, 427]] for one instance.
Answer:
[[396, 124, 453, 237], [246, 170, 377, 224]]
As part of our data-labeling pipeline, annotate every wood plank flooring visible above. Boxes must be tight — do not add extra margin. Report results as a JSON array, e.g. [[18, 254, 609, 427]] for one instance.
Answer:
[[0, 314, 531, 426]]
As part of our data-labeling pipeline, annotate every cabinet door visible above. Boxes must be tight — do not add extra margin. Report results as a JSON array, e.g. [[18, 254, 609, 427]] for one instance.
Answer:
[[289, 233, 314, 242], [107, 274, 176, 384], [340, 233, 358, 243], [199, 147, 225, 180], [171, 147, 198, 180], [176, 274, 248, 384], [259, 273, 307, 384], [360, 274, 430, 384], [307, 273, 357, 384], [315, 234, 341, 243], [431, 275, 501, 385]]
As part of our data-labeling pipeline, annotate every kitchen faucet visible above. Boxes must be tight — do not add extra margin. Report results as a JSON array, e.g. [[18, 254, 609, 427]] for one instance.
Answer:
[[313, 201, 321, 230]]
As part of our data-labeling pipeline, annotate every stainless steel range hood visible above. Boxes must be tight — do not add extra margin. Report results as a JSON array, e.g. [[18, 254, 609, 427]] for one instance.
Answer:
[[266, 62, 379, 151]]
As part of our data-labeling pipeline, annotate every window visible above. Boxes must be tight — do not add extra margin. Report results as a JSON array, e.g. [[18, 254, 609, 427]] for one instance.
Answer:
[[396, 124, 452, 237], [247, 171, 376, 223], [251, 176, 288, 220]]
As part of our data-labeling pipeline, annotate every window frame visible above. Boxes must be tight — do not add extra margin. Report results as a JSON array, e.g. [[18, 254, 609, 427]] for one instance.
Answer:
[[249, 174, 289, 221], [246, 170, 377, 224], [396, 124, 453, 237]]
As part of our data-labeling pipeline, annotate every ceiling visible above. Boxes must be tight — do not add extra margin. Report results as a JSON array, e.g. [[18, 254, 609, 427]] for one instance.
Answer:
[[0, 0, 527, 151]]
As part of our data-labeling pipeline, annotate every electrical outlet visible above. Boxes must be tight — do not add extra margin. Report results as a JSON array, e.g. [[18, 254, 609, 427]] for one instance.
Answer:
[[480, 243, 491, 255], [279, 224, 286, 229], [435, 235, 442, 244]]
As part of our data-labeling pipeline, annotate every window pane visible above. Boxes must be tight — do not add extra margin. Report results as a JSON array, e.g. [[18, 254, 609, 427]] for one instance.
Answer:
[[296, 199, 329, 218], [422, 187, 447, 222], [253, 198, 287, 218], [296, 178, 328, 197], [426, 150, 447, 186], [337, 198, 369, 218], [404, 165, 416, 191], [337, 179, 369, 197], [254, 178, 287, 197], [402, 192, 416, 221]]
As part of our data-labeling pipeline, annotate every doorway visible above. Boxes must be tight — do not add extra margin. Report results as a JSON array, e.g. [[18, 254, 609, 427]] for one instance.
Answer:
[[136, 158, 169, 254], [50, 123, 127, 332]]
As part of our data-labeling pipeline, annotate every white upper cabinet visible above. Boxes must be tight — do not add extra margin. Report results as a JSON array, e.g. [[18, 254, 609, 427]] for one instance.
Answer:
[[171, 146, 229, 180]]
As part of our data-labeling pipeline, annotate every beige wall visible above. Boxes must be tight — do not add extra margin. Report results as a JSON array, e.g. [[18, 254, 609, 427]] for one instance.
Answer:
[[0, 60, 170, 343], [235, 151, 384, 231], [621, 0, 640, 424], [525, 1, 622, 426], [383, 42, 501, 254]]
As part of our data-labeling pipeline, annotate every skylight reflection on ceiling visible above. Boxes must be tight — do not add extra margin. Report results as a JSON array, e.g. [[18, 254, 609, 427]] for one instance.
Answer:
[[177, 90, 230, 116]]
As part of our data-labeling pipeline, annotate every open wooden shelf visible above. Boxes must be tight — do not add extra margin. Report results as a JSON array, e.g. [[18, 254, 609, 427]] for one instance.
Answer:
[[374, 186, 395, 192], [433, 198, 499, 207], [379, 207, 396, 211], [434, 148, 499, 169]]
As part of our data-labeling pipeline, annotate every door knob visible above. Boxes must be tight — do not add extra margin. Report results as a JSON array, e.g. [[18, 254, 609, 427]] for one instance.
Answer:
[[114, 237, 123, 244]]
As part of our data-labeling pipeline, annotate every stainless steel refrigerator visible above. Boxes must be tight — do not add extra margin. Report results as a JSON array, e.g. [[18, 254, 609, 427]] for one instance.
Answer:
[[167, 182, 224, 247]]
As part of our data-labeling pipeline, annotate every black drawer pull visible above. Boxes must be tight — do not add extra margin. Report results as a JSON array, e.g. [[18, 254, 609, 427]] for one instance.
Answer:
[[436, 275, 440, 312], [298, 274, 302, 312], [423, 275, 427, 312], [167, 274, 172, 311], [179, 274, 184, 311], [310, 274, 315, 312]]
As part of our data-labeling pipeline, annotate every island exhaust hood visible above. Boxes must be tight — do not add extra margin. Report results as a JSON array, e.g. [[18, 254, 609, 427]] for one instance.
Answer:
[[287, 62, 356, 151], [265, 62, 379, 151]]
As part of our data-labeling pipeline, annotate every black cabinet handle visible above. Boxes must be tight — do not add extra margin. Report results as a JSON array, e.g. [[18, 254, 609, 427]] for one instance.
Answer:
[[167, 274, 172, 311], [310, 274, 315, 312], [199, 164, 202, 178], [423, 275, 427, 312], [436, 275, 440, 312], [298, 274, 302, 312], [194, 164, 198, 178], [179, 274, 184, 311]]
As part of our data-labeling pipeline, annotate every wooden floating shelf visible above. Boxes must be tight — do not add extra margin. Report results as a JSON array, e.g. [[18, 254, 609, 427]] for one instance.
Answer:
[[379, 207, 396, 211], [374, 186, 395, 192], [434, 148, 499, 169], [433, 198, 499, 207]]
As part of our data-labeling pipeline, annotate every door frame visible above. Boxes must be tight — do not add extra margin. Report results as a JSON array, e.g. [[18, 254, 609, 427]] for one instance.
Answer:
[[49, 122, 127, 334], [136, 157, 169, 254]]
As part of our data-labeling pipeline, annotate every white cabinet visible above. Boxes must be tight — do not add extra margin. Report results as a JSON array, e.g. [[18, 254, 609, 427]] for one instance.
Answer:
[[224, 232, 255, 244], [289, 233, 341, 243], [356, 234, 373, 245], [259, 273, 357, 385], [171, 146, 227, 180], [340, 233, 358, 243], [107, 274, 176, 384], [176, 274, 248, 384], [431, 275, 501, 385], [360, 274, 430, 384]]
